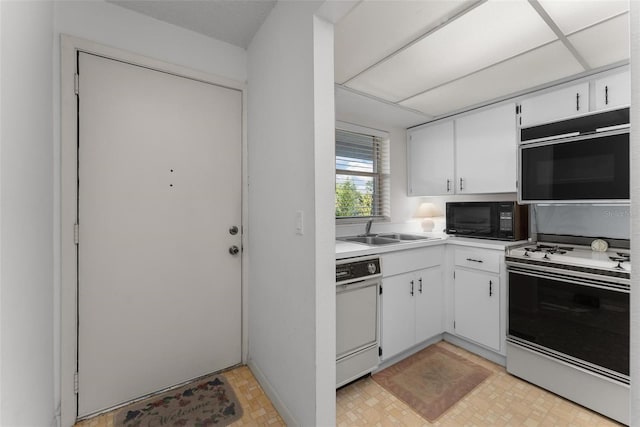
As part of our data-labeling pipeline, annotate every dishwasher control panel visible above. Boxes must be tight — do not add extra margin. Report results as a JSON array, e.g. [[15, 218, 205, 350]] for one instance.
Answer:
[[336, 257, 381, 284]]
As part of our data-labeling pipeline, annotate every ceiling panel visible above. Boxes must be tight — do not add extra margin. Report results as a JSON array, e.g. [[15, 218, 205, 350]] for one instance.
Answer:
[[568, 13, 630, 69], [345, 0, 557, 102], [335, 87, 430, 129], [400, 41, 584, 117], [334, 0, 475, 84], [538, 0, 629, 35]]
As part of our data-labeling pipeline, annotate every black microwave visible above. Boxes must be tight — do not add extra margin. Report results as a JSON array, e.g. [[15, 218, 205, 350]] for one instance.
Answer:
[[519, 107, 630, 203], [446, 202, 528, 241]]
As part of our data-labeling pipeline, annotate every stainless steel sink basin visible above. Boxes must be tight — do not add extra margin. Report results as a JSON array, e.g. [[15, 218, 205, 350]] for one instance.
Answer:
[[377, 233, 434, 241], [342, 236, 401, 245]]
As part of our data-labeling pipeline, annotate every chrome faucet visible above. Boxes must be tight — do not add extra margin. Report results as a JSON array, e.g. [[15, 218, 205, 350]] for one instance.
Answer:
[[364, 219, 374, 236]]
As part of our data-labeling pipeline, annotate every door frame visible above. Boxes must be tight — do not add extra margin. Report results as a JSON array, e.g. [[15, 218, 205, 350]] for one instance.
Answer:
[[60, 34, 248, 427]]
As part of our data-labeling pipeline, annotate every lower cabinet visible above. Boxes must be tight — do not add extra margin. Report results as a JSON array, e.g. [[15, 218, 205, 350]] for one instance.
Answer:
[[381, 266, 442, 360], [453, 248, 502, 352], [453, 269, 500, 351]]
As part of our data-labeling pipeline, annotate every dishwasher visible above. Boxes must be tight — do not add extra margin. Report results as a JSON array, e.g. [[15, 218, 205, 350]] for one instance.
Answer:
[[336, 255, 381, 388]]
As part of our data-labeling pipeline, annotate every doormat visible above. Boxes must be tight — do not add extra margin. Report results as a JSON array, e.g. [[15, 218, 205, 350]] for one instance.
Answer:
[[372, 344, 492, 422], [114, 374, 243, 427]]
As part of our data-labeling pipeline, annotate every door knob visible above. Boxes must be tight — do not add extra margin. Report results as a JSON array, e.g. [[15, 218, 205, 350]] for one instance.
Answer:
[[229, 226, 239, 235], [229, 245, 240, 255]]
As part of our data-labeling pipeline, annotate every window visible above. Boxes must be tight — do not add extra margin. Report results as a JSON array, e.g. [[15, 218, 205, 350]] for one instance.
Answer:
[[335, 127, 390, 221]]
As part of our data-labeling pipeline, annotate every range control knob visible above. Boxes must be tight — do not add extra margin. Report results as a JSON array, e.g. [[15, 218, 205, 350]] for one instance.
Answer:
[[367, 263, 377, 274]]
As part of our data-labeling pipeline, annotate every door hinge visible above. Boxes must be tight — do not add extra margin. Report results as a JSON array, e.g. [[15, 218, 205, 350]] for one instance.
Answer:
[[74, 372, 79, 394], [74, 73, 79, 95], [74, 223, 79, 245], [453, 271, 455, 279], [378, 347, 382, 357]]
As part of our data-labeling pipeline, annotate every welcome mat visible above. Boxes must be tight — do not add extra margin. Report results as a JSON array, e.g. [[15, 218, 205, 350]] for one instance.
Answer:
[[114, 374, 243, 427], [372, 344, 492, 422]]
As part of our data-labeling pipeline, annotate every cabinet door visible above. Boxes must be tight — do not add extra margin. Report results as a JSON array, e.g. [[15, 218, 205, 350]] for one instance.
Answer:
[[407, 121, 454, 196], [594, 71, 630, 110], [519, 82, 589, 127], [415, 267, 443, 343], [455, 103, 517, 194], [454, 269, 500, 351], [381, 272, 416, 359]]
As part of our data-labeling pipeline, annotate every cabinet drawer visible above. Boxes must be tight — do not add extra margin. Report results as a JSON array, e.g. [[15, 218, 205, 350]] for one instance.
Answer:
[[382, 247, 442, 277], [454, 248, 501, 273]]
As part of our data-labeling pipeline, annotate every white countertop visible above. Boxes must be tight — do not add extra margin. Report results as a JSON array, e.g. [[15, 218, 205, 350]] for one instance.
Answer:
[[336, 235, 527, 259]]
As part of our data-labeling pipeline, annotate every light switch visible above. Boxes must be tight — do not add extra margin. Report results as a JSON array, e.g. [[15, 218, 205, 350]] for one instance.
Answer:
[[295, 210, 304, 235]]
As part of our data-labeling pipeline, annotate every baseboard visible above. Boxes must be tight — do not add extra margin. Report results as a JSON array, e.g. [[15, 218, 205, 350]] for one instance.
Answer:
[[443, 333, 506, 366], [246, 358, 297, 426], [375, 334, 443, 371]]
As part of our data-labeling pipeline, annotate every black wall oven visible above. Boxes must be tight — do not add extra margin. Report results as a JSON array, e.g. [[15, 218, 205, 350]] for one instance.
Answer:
[[507, 264, 629, 383], [519, 107, 629, 203]]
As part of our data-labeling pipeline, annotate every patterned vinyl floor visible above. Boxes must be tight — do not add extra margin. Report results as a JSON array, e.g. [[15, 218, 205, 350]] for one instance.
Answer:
[[75, 341, 622, 427]]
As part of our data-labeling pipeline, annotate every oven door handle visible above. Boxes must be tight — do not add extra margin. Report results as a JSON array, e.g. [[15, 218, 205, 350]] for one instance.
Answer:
[[508, 266, 629, 293], [337, 278, 380, 293]]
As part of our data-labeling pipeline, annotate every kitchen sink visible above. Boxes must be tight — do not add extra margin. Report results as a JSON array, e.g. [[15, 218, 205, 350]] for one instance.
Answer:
[[342, 236, 401, 245], [377, 233, 434, 241]]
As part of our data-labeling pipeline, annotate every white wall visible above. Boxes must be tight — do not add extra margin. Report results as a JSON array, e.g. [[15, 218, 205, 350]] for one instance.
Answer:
[[247, 1, 335, 425], [0, 1, 55, 426], [53, 3, 248, 426]]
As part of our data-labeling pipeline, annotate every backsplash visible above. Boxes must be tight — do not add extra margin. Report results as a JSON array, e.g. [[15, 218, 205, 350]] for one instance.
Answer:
[[531, 204, 630, 240]]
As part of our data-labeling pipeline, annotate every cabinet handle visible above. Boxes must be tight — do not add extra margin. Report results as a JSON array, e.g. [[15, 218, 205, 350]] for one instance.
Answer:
[[576, 93, 580, 111], [466, 258, 483, 263], [446, 179, 451, 192], [459, 177, 464, 191], [410, 280, 414, 296], [419, 278, 423, 294], [605, 85, 609, 105], [489, 280, 493, 297]]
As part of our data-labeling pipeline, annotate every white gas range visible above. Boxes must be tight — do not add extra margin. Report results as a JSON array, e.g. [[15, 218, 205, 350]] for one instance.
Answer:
[[506, 239, 630, 281], [505, 235, 630, 425]]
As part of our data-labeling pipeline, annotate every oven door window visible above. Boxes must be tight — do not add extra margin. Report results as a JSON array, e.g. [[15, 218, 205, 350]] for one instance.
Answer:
[[508, 271, 629, 376], [520, 131, 629, 201]]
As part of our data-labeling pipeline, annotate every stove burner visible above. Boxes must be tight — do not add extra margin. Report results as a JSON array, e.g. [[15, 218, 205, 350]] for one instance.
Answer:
[[524, 245, 569, 255]]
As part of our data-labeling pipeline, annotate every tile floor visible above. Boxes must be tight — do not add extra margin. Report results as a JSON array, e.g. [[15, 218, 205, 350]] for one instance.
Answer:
[[75, 341, 622, 427]]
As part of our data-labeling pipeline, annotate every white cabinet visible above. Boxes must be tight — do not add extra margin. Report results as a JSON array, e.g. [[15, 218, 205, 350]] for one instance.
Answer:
[[381, 247, 443, 360], [455, 103, 517, 194], [407, 121, 454, 196], [453, 248, 502, 352], [519, 82, 589, 127], [594, 71, 630, 111], [407, 103, 516, 196]]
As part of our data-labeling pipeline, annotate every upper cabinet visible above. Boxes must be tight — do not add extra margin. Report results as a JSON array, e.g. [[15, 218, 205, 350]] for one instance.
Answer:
[[456, 103, 517, 194], [407, 102, 516, 196], [594, 70, 630, 111], [407, 121, 454, 196], [518, 82, 589, 127]]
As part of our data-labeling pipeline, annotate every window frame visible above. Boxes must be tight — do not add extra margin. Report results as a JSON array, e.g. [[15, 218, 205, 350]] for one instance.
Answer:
[[335, 122, 390, 224]]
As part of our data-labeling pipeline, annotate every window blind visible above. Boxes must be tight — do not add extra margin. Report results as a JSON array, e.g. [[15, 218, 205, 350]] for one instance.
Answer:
[[335, 129, 390, 220]]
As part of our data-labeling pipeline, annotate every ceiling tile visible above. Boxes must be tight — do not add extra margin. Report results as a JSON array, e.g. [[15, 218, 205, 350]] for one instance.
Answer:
[[335, 87, 430, 129], [334, 0, 475, 84], [567, 13, 630, 69], [345, 0, 558, 102], [400, 41, 584, 117], [538, 0, 629, 35]]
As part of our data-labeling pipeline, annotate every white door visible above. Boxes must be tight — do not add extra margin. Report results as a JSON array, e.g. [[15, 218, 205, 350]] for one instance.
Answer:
[[77, 53, 242, 416]]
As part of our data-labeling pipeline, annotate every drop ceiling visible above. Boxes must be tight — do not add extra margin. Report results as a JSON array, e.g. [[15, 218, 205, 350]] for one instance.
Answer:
[[335, 0, 630, 126], [107, 0, 630, 129]]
